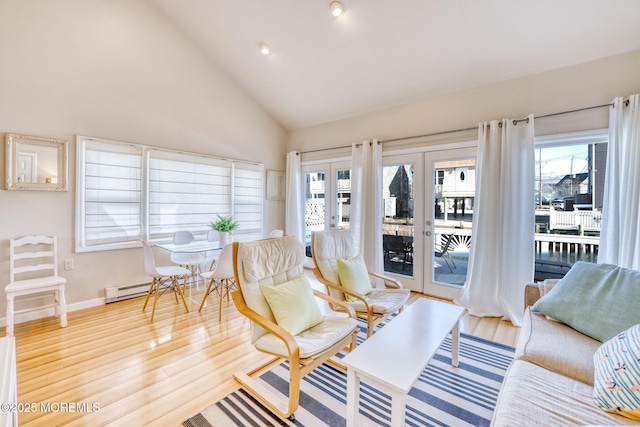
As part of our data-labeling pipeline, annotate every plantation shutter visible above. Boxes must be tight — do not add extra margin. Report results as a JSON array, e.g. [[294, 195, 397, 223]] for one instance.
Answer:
[[148, 150, 231, 240], [81, 139, 143, 247], [233, 162, 264, 242]]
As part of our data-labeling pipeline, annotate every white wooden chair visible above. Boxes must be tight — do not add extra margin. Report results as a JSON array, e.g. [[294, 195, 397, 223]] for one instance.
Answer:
[[204, 229, 219, 270], [141, 241, 190, 321], [231, 236, 358, 420], [311, 229, 410, 338], [198, 243, 236, 321], [5, 235, 67, 337]]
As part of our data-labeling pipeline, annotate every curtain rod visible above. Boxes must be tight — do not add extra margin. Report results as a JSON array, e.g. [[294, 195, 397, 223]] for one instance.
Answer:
[[382, 102, 614, 143], [297, 101, 615, 155]]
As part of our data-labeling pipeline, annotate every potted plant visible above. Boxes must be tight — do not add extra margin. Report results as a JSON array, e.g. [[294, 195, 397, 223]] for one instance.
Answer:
[[210, 215, 239, 246]]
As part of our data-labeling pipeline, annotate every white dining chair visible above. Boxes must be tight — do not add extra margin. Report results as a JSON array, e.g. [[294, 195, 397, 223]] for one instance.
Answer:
[[5, 235, 67, 336], [170, 231, 204, 286], [141, 241, 190, 321], [199, 244, 235, 321], [204, 229, 220, 270], [268, 229, 284, 238]]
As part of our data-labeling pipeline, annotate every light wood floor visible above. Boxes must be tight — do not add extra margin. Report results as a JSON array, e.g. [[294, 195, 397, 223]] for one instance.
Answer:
[[7, 273, 520, 426]]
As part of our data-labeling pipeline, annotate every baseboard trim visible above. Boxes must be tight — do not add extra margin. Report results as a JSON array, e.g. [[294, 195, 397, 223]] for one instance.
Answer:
[[0, 298, 105, 328]]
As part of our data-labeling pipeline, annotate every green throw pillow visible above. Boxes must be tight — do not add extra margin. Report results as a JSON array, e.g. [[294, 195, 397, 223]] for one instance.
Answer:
[[532, 262, 640, 342], [337, 255, 372, 302], [593, 323, 640, 420], [260, 274, 323, 336]]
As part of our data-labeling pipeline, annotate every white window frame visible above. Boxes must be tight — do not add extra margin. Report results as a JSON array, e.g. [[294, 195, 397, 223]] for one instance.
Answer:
[[75, 135, 264, 252]]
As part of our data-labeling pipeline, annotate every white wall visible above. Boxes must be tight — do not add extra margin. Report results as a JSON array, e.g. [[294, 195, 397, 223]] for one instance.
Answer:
[[287, 49, 640, 151], [0, 0, 286, 318]]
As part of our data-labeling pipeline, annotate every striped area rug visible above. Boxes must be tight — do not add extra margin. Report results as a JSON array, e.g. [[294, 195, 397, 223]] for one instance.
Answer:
[[184, 327, 514, 427]]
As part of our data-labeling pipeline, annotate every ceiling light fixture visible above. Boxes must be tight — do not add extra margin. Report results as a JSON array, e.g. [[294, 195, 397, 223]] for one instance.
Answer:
[[329, 1, 345, 17], [258, 42, 271, 55]]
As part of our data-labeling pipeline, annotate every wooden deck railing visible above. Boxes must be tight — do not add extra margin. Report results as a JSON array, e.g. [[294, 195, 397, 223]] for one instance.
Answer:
[[433, 228, 599, 264]]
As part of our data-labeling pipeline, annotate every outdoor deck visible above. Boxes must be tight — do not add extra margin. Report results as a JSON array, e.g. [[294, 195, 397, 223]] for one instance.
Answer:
[[384, 249, 468, 287], [384, 230, 599, 290]]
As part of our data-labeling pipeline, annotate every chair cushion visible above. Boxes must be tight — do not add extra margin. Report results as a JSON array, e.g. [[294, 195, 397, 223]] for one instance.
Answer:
[[347, 288, 410, 314], [253, 315, 357, 359], [235, 236, 306, 342], [337, 256, 372, 302], [238, 236, 305, 283], [312, 230, 358, 299], [260, 274, 323, 336], [593, 323, 640, 420], [532, 262, 640, 342]]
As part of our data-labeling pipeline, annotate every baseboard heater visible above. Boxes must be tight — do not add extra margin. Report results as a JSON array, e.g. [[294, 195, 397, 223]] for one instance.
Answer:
[[105, 282, 150, 303]]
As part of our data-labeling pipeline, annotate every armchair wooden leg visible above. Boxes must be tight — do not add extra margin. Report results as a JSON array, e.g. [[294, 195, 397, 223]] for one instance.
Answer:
[[287, 361, 302, 417], [366, 316, 374, 338]]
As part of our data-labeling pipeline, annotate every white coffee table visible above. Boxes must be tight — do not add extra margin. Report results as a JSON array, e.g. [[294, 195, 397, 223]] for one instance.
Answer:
[[342, 298, 466, 427]]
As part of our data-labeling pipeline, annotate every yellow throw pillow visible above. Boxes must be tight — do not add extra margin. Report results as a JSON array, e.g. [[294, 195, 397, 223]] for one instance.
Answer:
[[593, 323, 640, 420], [260, 274, 323, 336], [337, 255, 372, 302]]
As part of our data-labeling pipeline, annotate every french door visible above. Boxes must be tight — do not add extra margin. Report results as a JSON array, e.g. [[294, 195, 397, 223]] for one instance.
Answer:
[[302, 161, 351, 260], [383, 147, 476, 299]]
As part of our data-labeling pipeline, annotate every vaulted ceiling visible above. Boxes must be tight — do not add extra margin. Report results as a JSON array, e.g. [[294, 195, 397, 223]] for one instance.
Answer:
[[149, 0, 640, 130]]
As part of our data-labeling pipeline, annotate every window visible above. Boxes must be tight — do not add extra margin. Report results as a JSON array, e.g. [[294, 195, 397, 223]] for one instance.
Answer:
[[533, 130, 607, 276], [148, 150, 230, 240], [79, 139, 143, 247], [76, 136, 263, 252]]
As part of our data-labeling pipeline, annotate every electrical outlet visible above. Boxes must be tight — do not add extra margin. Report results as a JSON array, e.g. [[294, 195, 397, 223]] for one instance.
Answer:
[[64, 259, 74, 270]]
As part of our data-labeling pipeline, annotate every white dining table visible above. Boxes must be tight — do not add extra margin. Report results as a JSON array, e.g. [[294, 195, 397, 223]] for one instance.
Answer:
[[155, 240, 223, 254], [155, 240, 224, 296]]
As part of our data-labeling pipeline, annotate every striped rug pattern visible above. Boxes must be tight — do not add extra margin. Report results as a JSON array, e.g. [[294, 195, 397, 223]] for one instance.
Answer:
[[186, 327, 514, 427]]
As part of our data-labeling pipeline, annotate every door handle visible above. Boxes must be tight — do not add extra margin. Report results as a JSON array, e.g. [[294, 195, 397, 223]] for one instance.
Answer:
[[424, 231, 431, 236]]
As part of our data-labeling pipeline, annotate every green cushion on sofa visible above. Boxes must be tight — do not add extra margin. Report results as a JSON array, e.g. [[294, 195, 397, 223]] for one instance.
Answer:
[[532, 262, 640, 342], [260, 274, 323, 336], [337, 255, 372, 302]]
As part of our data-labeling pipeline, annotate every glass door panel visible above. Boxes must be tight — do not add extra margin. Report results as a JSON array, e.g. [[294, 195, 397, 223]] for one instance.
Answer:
[[302, 161, 351, 258], [382, 154, 423, 292], [424, 148, 476, 299], [303, 167, 328, 258], [334, 168, 351, 230]]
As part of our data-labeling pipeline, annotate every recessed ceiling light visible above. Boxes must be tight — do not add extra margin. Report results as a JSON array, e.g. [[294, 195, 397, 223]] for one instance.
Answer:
[[258, 42, 271, 55], [329, 1, 345, 17]]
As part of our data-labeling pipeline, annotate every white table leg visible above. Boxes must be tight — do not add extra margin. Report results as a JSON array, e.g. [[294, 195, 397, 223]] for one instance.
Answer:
[[390, 390, 407, 427], [451, 320, 460, 367], [346, 368, 360, 427]]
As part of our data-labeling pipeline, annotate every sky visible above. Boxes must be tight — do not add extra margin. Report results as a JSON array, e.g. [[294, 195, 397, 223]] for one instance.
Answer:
[[536, 145, 589, 182]]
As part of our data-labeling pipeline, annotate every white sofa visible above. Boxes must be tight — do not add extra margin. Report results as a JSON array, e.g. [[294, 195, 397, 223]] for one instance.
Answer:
[[491, 281, 639, 426]]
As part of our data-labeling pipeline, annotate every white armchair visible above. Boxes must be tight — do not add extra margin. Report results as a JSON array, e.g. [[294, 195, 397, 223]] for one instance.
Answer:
[[231, 236, 358, 420], [311, 229, 410, 338]]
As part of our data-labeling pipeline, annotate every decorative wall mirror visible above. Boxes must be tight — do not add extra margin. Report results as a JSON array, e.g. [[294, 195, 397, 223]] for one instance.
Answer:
[[5, 133, 68, 191]]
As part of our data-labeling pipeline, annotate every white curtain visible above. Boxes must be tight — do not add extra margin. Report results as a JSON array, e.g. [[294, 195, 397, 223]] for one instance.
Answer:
[[285, 151, 304, 243], [350, 140, 383, 273], [455, 115, 535, 326], [599, 95, 640, 270]]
